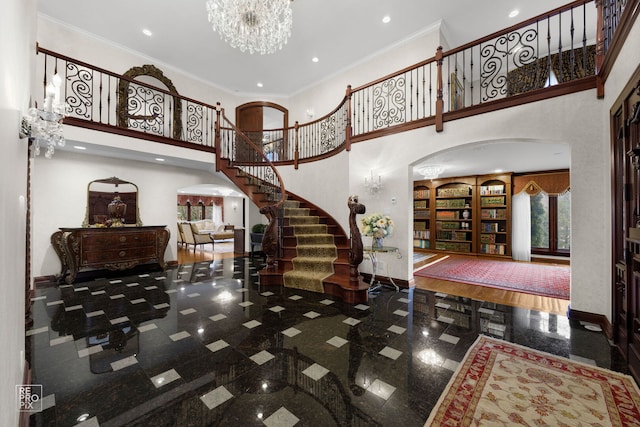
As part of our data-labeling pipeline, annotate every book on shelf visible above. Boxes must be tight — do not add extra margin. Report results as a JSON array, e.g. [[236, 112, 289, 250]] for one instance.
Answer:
[[413, 230, 430, 239], [480, 233, 496, 244], [437, 187, 470, 197], [481, 222, 500, 232], [480, 195, 505, 206], [436, 211, 458, 219], [437, 221, 459, 230], [413, 189, 430, 199], [414, 221, 427, 230], [413, 239, 430, 249], [414, 209, 430, 218], [435, 198, 465, 208], [479, 243, 506, 254], [414, 200, 427, 209], [479, 184, 505, 195], [481, 208, 506, 219]]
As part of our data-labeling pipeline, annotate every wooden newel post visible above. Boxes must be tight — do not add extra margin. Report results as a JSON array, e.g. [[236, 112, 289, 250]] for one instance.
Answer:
[[260, 205, 279, 270], [348, 195, 366, 282], [215, 102, 222, 172], [435, 46, 444, 132]]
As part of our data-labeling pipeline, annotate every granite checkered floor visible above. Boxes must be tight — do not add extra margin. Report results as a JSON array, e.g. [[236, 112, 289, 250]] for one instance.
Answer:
[[27, 255, 626, 426]]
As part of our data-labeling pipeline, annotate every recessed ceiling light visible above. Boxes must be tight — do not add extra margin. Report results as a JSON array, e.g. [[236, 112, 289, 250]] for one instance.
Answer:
[[382, 15, 391, 24], [312, 57, 319, 63], [494, 169, 504, 173], [257, 82, 263, 88], [73, 145, 86, 150], [142, 28, 153, 37], [509, 10, 519, 18], [155, 158, 165, 162]]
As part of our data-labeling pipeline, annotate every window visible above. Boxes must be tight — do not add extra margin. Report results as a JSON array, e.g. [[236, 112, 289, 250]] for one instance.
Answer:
[[531, 191, 570, 255]]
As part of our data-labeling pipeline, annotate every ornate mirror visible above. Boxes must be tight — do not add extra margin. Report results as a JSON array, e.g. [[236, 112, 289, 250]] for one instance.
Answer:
[[83, 177, 142, 227]]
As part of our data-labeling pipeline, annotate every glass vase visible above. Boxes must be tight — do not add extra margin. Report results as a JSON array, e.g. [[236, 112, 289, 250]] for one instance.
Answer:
[[372, 237, 384, 250]]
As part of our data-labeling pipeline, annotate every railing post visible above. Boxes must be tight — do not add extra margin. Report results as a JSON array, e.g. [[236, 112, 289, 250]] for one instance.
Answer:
[[215, 102, 221, 172], [435, 47, 444, 132], [294, 121, 300, 170], [595, 0, 606, 98], [345, 85, 352, 152], [347, 195, 365, 283]]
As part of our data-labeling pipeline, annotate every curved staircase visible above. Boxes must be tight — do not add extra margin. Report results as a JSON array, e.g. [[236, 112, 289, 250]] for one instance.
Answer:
[[215, 114, 369, 303]]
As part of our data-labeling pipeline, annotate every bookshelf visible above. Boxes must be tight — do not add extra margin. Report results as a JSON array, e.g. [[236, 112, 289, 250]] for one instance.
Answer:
[[477, 174, 511, 256], [412, 174, 512, 257], [413, 181, 431, 251], [434, 178, 475, 254]]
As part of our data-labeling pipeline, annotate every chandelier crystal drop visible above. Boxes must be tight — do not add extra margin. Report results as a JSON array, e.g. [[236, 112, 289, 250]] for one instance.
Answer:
[[206, 0, 293, 55]]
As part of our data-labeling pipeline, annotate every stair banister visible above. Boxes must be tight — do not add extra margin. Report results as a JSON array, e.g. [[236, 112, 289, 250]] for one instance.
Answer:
[[217, 110, 287, 269]]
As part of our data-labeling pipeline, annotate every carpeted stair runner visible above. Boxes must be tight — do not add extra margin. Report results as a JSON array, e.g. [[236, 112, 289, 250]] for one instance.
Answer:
[[282, 200, 337, 293]]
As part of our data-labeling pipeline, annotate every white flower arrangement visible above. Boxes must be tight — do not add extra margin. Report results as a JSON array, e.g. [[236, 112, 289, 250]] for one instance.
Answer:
[[360, 213, 394, 238]]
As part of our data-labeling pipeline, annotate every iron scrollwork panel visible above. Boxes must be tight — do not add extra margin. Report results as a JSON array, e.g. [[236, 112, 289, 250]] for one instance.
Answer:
[[373, 76, 406, 130], [65, 62, 94, 119], [480, 28, 538, 101]]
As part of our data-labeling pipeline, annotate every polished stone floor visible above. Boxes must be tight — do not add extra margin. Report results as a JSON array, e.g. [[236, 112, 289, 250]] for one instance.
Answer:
[[27, 255, 628, 426]]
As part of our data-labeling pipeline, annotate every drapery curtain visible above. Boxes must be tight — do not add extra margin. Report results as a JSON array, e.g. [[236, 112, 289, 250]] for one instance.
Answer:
[[512, 192, 531, 261]]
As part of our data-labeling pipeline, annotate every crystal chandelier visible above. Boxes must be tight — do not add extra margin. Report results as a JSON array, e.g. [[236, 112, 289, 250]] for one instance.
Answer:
[[20, 73, 71, 159], [206, 0, 293, 55]]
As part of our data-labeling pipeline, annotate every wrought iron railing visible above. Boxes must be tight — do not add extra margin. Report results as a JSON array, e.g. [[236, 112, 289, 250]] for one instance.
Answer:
[[349, 0, 601, 139], [37, 46, 219, 150], [601, 0, 630, 52], [241, 96, 350, 166], [440, 0, 597, 108], [36, 0, 638, 163]]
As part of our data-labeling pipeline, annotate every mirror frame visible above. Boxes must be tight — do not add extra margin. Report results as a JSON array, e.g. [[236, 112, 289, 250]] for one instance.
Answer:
[[82, 176, 142, 227]]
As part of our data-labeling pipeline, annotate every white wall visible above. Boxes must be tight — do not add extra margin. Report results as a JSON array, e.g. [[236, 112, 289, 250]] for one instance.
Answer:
[[31, 149, 235, 278], [1, 0, 35, 424]]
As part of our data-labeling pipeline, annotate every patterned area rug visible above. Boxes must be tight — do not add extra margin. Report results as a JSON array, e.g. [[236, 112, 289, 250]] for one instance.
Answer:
[[414, 256, 570, 299], [425, 335, 640, 426]]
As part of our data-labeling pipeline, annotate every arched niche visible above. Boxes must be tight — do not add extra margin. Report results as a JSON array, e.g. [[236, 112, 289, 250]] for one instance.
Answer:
[[117, 64, 182, 140]]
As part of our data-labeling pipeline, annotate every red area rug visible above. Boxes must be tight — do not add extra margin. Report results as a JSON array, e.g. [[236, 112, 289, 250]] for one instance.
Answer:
[[414, 256, 570, 299], [425, 336, 640, 426]]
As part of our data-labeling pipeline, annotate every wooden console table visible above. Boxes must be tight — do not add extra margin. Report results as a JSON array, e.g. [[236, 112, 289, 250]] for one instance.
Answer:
[[51, 226, 170, 284]]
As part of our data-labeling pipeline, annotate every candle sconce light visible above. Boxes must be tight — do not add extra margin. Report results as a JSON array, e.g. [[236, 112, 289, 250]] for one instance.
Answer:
[[364, 170, 382, 194], [20, 73, 71, 159]]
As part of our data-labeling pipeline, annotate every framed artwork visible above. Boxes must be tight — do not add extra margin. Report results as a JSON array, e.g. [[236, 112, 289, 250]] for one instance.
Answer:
[[450, 73, 464, 111]]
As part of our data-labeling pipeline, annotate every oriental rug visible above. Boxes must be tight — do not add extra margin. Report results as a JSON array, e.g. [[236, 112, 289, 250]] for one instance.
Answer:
[[425, 335, 640, 426], [414, 256, 570, 299]]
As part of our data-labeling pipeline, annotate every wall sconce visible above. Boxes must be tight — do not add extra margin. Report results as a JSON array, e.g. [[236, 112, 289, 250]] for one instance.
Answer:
[[628, 147, 640, 170], [19, 73, 70, 159], [232, 202, 238, 211], [364, 170, 382, 194]]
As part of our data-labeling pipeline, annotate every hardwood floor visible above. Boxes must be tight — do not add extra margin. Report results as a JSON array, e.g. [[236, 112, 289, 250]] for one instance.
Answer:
[[412, 275, 569, 316], [177, 244, 570, 316]]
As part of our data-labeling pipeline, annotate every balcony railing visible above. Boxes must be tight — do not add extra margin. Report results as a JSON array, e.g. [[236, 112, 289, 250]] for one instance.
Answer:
[[35, 0, 637, 165]]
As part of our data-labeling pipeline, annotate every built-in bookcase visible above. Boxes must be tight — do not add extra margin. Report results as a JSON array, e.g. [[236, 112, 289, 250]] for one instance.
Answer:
[[412, 173, 512, 257], [477, 174, 511, 256], [413, 181, 431, 251], [434, 177, 476, 254]]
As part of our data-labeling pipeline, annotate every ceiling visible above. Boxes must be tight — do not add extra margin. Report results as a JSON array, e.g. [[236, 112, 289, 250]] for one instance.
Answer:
[[39, 0, 572, 186]]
